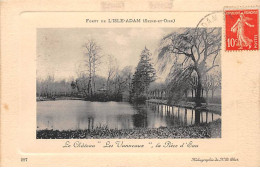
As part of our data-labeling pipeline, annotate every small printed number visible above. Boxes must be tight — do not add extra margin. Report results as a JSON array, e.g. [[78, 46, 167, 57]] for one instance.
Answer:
[[21, 158, 28, 162], [227, 38, 237, 47]]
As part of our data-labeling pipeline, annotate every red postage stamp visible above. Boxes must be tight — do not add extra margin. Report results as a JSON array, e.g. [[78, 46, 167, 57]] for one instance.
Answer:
[[225, 9, 259, 51]]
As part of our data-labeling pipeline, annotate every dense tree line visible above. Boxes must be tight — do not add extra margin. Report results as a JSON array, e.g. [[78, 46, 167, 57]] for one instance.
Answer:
[[37, 75, 76, 98], [71, 65, 133, 101]]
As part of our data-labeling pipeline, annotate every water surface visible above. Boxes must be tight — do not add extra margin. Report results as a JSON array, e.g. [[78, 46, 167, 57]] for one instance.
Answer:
[[37, 100, 221, 130]]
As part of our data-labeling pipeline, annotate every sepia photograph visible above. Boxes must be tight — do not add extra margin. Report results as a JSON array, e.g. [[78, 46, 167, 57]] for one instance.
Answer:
[[36, 27, 222, 139]]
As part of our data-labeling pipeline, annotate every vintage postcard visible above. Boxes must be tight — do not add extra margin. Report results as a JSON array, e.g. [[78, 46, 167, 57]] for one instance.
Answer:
[[1, 0, 259, 167]]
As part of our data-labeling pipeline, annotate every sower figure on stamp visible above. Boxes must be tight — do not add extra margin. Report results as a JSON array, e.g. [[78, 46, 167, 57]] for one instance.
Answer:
[[231, 12, 254, 49]]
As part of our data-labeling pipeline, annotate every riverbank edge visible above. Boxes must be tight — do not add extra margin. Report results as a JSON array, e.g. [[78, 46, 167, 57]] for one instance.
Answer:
[[37, 119, 221, 139], [146, 99, 221, 115], [36, 97, 121, 102], [36, 97, 84, 102], [36, 97, 221, 114]]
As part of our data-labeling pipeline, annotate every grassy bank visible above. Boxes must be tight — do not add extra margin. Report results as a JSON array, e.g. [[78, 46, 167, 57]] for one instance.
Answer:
[[37, 119, 221, 139]]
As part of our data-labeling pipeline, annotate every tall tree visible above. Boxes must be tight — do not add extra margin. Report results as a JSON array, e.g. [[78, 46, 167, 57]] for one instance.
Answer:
[[131, 47, 156, 100], [113, 66, 133, 97], [158, 28, 221, 107], [106, 55, 117, 93], [84, 39, 102, 96], [120, 66, 133, 92], [92, 45, 102, 93]]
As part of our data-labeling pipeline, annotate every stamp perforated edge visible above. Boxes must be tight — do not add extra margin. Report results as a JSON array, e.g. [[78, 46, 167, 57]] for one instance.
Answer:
[[223, 6, 260, 52]]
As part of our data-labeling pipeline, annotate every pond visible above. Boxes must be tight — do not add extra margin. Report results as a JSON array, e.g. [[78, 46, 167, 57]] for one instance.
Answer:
[[37, 100, 221, 130]]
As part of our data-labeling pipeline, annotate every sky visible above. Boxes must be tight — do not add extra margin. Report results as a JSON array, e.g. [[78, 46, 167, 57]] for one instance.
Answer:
[[37, 28, 176, 81]]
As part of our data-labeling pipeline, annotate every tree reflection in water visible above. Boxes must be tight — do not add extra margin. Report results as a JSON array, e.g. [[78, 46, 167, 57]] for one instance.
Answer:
[[146, 102, 219, 127], [37, 101, 220, 130], [132, 105, 148, 128]]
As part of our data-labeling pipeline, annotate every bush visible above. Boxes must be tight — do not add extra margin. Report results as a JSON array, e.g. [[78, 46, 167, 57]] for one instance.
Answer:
[[130, 95, 147, 104]]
